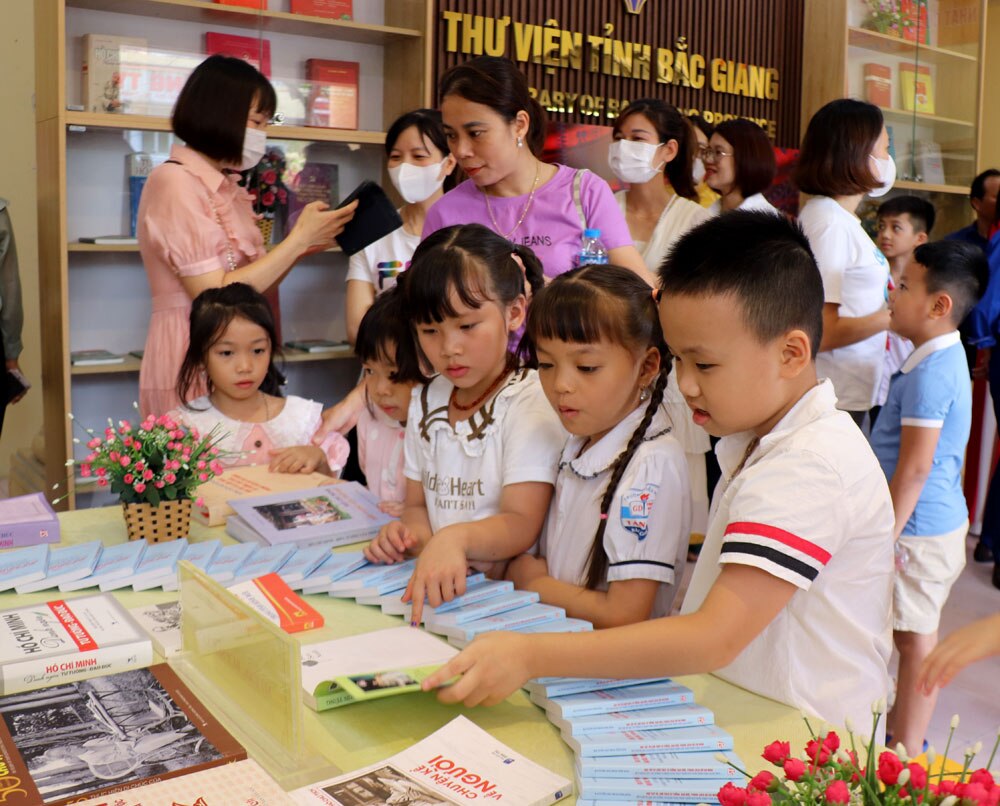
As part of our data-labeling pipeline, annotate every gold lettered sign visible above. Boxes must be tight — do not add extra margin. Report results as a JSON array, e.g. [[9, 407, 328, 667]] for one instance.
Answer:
[[434, 0, 803, 146]]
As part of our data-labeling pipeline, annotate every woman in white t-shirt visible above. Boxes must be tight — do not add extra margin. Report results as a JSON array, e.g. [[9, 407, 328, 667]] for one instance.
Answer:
[[704, 119, 779, 216], [345, 109, 456, 344], [610, 99, 710, 276], [795, 99, 893, 422]]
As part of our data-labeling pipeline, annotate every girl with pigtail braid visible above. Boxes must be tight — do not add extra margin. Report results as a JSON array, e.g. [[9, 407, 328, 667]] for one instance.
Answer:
[[509, 265, 692, 627]]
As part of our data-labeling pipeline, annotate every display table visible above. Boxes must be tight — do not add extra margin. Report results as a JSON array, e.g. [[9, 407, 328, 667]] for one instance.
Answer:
[[11, 507, 815, 801]]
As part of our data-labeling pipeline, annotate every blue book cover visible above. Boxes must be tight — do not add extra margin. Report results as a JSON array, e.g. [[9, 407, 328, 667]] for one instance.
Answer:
[[543, 680, 695, 719], [335, 561, 414, 599], [229, 544, 296, 585], [297, 551, 368, 592], [60, 540, 146, 591], [100, 539, 188, 592], [206, 543, 258, 583], [15, 541, 103, 593], [325, 559, 415, 595], [566, 724, 734, 758], [424, 590, 540, 632], [556, 703, 714, 737], [527, 676, 668, 700], [0, 545, 49, 591], [576, 751, 745, 780], [444, 603, 566, 643], [277, 545, 331, 584], [163, 539, 223, 591], [518, 617, 594, 635], [577, 775, 731, 802], [380, 573, 496, 617]]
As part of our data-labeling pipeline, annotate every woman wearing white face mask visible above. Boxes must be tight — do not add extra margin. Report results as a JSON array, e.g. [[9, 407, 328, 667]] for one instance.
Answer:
[[137, 55, 357, 416], [610, 99, 711, 275], [345, 109, 456, 345], [795, 98, 894, 425]]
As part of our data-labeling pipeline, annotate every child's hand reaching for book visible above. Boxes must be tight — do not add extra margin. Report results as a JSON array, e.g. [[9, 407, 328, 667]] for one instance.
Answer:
[[422, 632, 531, 707], [268, 445, 329, 475], [365, 521, 417, 564], [404, 537, 470, 626]]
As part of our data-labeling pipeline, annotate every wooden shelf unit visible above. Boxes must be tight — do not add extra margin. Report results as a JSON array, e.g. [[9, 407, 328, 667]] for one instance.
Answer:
[[70, 349, 356, 376]]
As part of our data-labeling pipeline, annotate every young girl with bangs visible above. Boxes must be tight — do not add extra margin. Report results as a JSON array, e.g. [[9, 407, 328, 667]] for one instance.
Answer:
[[364, 224, 564, 624], [509, 265, 692, 626]]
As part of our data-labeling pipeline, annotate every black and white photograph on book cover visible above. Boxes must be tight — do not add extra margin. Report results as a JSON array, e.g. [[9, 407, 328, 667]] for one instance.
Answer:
[[321, 765, 449, 806], [142, 601, 182, 634], [254, 495, 352, 531], [0, 668, 223, 802]]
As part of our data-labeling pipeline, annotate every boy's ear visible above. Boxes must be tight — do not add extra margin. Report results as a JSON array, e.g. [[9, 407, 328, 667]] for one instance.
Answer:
[[930, 291, 955, 322], [778, 328, 812, 378], [915, 230, 929, 246]]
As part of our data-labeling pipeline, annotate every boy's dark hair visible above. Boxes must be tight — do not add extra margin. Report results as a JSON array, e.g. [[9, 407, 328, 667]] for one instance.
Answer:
[[355, 285, 428, 386], [438, 56, 547, 156], [913, 241, 989, 324], [794, 99, 883, 197], [614, 99, 697, 200], [525, 264, 671, 591], [177, 282, 285, 406], [659, 211, 825, 357], [713, 119, 776, 199], [876, 195, 936, 235], [970, 168, 1000, 200], [385, 108, 457, 193], [172, 55, 276, 166]]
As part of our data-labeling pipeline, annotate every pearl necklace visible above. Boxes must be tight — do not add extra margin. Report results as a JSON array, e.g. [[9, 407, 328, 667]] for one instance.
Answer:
[[482, 162, 541, 241]]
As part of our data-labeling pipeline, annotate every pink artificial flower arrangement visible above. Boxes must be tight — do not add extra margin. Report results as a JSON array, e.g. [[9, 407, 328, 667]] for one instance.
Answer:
[[718, 703, 999, 805]]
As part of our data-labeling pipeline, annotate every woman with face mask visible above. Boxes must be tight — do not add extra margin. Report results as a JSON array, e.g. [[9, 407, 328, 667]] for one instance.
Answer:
[[795, 98, 894, 426], [609, 99, 711, 276], [136, 56, 357, 417], [686, 114, 719, 209], [345, 109, 456, 345], [704, 119, 778, 216]]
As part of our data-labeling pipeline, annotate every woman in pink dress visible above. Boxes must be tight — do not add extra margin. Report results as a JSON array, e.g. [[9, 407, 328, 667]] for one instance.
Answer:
[[137, 55, 356, 416]]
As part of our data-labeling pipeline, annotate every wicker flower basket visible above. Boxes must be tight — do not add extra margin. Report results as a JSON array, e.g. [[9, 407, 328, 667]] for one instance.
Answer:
[[122, 499, 192, 543]]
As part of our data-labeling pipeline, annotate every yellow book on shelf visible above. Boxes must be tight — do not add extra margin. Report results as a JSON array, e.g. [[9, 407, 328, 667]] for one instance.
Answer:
[[899, 62, 935, 114]]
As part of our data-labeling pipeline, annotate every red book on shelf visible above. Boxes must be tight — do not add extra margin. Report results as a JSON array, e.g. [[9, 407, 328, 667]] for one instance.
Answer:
[[214, 0, 267, 7], [864, 63, 892, 108], [205, 32, 271, 77], [291, 0, 352, 19], [900, 0, 930, 44], [306, 58, 359, 129]]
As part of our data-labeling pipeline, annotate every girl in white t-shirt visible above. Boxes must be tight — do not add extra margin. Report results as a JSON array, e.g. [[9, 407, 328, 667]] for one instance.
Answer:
[[510, 265, 692, 625], [364, 224, 563, 624], [345, 109, 457, 345], [173, 283, 349, 473]]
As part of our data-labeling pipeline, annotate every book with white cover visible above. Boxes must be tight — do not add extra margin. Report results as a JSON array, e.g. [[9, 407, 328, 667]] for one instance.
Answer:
[[554, 703, 714, 737], [423, 590, 540, 632], [60, 539, 146, 591], [0, 544, 48, 591], [577, 776, 730, 802], [566, 724, 734, 758], [542, 680, 695, 719], [163, 538, 223, 591], [129, 600, 183, 657], [296, 551, 367, 592], [0, 593, 152, 694], [301, 625, 458, 711], [276, 544, 331, 584], [575, 751, 745, 780], [291, 715, 571, 805], [15, 541, 103, 593], [527, 676, 668, 700]]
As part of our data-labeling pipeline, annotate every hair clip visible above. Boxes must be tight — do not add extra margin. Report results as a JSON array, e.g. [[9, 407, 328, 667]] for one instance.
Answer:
[[599, 513, 609, 520], [651, 288, 662, 303]]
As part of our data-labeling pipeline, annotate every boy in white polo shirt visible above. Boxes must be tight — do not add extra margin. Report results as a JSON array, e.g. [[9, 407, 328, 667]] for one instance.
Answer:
[[423, 212, 896, 734], [870, 240, 989, 755]]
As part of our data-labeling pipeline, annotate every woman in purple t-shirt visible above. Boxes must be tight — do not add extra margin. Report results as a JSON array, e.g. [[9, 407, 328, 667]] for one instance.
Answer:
[[423, 56, 651, 285]]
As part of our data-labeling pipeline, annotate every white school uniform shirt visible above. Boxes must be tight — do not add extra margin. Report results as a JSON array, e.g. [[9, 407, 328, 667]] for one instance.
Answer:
[[680, 380, 894, 735], [874, 331, 914, 407], [615, 190, 711, 276], [799, 196, 890, 411], [540, 404, 692, 618], [706, 192, 780, 217], [403, 368, 565, 533]]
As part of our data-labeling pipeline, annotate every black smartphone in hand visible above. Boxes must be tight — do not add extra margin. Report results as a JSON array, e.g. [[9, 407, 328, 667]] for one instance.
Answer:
[[334, 180, 404, 256]]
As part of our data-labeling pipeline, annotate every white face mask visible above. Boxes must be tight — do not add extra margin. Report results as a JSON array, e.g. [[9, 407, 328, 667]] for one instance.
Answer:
[[388, 160, 447, 204], [692, 157, 706, 185], [239, 127, 267, 171], [608, 139, 665, 185], [868, 154, 896, 198]]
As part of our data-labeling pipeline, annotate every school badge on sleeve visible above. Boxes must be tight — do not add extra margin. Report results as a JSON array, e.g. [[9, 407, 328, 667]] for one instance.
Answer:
[[620, 483, 659, 540]]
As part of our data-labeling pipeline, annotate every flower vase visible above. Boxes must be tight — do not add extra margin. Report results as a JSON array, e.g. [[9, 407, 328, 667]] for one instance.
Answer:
[[121, 498, 192, 543]]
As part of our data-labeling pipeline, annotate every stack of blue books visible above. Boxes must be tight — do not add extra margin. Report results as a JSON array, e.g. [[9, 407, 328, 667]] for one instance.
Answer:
[[526, 676, 746, 804]]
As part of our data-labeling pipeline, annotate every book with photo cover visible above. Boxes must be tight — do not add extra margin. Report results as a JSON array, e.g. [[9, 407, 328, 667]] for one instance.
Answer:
[[290, 715, 571, 805], [0, 492, 60, 549], [128, 601, 183, 658], [194, 464, 335, 527], [300, 625, 457, 711], [229, 482, 392, 549], [0, 663, 246, 805]]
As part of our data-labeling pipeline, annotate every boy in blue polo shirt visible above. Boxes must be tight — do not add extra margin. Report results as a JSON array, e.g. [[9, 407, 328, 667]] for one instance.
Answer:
[[871, 240, 989, 755]]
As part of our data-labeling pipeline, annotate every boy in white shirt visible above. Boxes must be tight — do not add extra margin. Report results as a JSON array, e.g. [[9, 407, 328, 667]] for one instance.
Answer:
[[423, 211, 895, 734]]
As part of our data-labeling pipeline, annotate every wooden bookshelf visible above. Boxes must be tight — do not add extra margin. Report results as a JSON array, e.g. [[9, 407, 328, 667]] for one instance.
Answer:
[[70, 349, 356, 375]]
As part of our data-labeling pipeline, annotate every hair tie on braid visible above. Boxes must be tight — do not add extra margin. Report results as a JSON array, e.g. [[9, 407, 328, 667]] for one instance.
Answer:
[[599, 513, 609, 520]]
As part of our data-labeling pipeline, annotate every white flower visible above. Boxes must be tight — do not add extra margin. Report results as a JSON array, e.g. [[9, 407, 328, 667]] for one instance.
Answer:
[[845, 717, 855, 734], [895, 742, 909, 762], [950, 714, 960, 729], [927, 747, 937, 765], [897, 768, 911, 786], [714, 753, 730, 764], [940, 797, 959, 806]]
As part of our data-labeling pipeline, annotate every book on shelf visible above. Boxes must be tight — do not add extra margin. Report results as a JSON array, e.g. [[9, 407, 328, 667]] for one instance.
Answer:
[[0, 593, 152, 695], [228, 572, 324, 633], [128, 601, 183, 658], [863, 62, 892, 107], [575, 750, 745, 780], [129, 348, 144, 359], [300, 624, 457, 711], [285, 338, 353, 353], [900, 62, 935, 114], [900, 0, 931, 44], [69, 349, 125, 366], [81, 33, 147, 114], [194, 463, 335, 527], [565, 724, 735, 758], [0, 663, 246, 805], [290, 715, 572, 805], [228, 481, 392, 549], [576, 775, 733, 802], [306, 58, 359, 129], [76, 235, 138, 245], [915, 140, 946, 184], [553, 703, 715, 738], [205, 32, 272, 77], [58, 539, 146, 591], [127, 152, 152, 237], [70, 758, 290, 806], [539, 680, 695, 720], [0, 492, 60, 549], [0, 545, 49, 591], [291, 0, 353, 19], [16, 542, 103, 593]]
